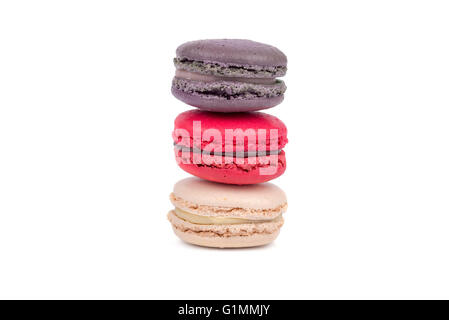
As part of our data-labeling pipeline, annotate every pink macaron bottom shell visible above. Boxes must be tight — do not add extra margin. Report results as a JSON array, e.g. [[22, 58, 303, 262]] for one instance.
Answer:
[[175, 148, 286, 185]]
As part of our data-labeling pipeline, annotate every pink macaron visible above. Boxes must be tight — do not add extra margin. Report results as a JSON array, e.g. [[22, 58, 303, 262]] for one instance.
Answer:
[[173, 110, 288, 184]]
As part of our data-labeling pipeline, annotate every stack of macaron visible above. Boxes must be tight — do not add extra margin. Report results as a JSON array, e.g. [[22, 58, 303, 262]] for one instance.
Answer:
[[168, 39, 288, 248]]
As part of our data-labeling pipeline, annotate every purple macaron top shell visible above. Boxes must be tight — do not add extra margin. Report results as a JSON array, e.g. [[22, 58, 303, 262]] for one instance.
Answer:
[[176, 39, 287, 69]]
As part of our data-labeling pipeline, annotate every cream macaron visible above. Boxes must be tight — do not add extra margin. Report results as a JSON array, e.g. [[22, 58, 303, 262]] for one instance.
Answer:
[[167, 177, 287, 248]]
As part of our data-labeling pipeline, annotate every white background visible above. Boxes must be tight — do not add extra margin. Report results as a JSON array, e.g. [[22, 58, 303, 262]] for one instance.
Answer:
[[1, 0, 448, 299]]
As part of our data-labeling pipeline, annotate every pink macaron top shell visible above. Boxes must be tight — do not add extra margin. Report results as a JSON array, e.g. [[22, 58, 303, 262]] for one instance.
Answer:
[[173, 110, 288, 153]]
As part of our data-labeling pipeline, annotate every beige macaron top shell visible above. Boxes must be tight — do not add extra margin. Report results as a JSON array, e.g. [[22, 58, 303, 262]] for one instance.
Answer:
[[173, 177, 287, 210]]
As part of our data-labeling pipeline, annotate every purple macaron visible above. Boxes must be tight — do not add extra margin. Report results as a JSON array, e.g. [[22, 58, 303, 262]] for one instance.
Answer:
[[172, 39, 287, 112]]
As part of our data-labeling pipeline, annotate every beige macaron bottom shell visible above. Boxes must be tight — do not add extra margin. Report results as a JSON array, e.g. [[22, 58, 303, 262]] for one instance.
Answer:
[[172, 227, 280, 248], [167, 210, 283, 248]]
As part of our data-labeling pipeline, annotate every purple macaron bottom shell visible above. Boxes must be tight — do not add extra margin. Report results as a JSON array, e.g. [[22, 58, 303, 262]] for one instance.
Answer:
[[172, 87, 284, 112]]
